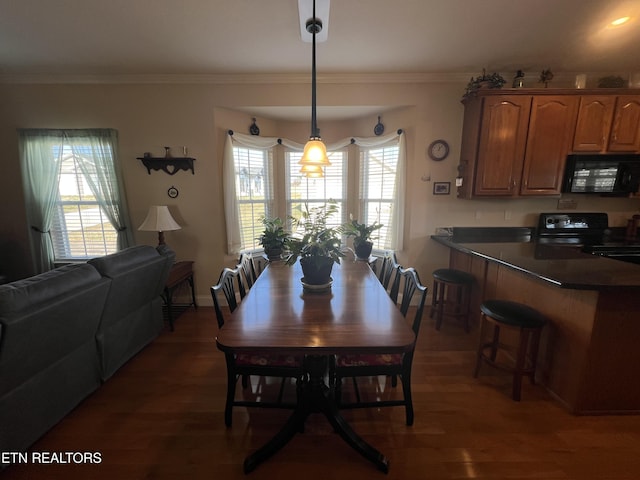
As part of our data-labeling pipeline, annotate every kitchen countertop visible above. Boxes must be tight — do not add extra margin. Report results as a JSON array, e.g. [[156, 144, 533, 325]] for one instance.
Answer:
[[431, 235, 640, 290]]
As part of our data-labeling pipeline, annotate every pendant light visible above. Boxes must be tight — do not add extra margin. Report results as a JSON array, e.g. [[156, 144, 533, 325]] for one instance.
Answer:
[[299, 0, 330, 177], [299, 163, 325, 177]]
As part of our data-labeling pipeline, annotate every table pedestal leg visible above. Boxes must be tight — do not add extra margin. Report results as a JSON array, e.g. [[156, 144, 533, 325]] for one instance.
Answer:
[[243, 356, 389, 474]]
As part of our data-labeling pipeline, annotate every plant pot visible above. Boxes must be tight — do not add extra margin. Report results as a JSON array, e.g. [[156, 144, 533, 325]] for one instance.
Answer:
[[300, 256, 334, 286], [354, 241, 373, 260], [265, 247, 283, 260]]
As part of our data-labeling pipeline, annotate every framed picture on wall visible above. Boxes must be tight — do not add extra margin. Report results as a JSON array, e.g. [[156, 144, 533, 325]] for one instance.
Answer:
[[433, 182, 451, 195]]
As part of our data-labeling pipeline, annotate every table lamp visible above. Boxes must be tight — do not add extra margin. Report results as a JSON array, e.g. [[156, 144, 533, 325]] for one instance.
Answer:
[[138, 205, 181, 245]]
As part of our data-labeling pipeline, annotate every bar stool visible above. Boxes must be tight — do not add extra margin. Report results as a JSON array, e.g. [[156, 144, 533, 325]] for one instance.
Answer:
[[430, 268, 474, 332], [473, 299, 547, 401]]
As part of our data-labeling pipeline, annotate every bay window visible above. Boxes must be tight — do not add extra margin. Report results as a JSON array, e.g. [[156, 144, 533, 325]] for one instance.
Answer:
[[224, 130, 405, 255]]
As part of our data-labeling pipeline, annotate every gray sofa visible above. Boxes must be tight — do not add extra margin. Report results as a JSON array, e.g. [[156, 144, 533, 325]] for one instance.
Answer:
[[0, 245, 174, 464]]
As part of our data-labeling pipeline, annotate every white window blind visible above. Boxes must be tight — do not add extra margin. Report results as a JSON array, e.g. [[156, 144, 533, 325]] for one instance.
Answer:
[[285, 150, 347, 231], [359, 144, 400, 250], [51, 149, 118, 260], [232, 146, 274, 250]]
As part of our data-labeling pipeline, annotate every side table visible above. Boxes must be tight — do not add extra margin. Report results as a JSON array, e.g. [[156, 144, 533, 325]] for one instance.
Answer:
[[163, 261, 197, 331]]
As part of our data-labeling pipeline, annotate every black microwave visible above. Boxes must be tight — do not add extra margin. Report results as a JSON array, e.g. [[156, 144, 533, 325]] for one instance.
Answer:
[[562, 154, 640, 196]]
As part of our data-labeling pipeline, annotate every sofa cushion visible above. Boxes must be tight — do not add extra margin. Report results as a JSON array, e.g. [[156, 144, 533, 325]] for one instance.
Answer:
[[88, 245, 174, 322], [88, 245, 175, 380], [0, 263, 110, 397]]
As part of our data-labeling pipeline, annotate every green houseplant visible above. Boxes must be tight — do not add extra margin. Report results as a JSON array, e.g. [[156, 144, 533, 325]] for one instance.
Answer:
[[341, 217, 383, 260], [285, 202, 344, 286], [258, 216, 288, 260]]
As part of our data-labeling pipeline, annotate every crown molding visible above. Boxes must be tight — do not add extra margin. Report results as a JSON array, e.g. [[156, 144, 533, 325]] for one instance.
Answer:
[[0, 72, 475, 85]]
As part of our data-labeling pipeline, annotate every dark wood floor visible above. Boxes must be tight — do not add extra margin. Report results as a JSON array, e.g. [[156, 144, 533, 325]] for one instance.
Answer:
[[4, 306, 640, 480]]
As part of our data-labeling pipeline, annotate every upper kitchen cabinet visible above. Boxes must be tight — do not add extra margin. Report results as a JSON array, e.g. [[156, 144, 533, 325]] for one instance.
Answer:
[[473, 95, 531, 196], [458, 90, 577, 198], [521, 96, 579, 195], [573, 95, 640, 153]]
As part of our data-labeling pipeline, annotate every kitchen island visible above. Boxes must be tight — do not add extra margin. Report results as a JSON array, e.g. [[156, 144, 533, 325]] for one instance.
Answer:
[[432, 235, 640, 415]]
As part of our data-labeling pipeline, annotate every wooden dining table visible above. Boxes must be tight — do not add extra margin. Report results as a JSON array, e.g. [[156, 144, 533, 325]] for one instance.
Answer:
[[215, 254, 416, 474]]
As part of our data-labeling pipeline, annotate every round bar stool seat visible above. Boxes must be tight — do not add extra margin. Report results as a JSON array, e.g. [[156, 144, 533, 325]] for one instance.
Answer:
[[430, 268, 474, 332], [473, 300, 547, 401]]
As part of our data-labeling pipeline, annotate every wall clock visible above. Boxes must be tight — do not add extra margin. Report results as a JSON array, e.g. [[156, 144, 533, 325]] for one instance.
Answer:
[[427, 139, 450, 161], [167, 186, 179, 198]]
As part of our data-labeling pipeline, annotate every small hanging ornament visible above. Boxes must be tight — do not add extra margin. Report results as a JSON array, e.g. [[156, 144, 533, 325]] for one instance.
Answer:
[[249, 118, 260, 136], [374, 116, 384, 136]]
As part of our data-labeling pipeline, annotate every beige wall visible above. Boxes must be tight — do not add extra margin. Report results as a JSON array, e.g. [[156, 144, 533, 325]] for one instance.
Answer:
[[1, 78, 639, 303]]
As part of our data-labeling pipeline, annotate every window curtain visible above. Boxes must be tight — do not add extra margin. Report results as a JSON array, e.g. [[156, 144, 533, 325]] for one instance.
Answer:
[[66, 129, 134, 250], [351, 130, 406, 251], [18, 128, 133, 273], [18, 130, 63, 273]]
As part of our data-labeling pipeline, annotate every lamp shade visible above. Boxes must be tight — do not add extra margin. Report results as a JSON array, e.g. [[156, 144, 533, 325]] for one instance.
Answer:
[[300, 138, 330, 167], [299, 163, 325, 178], [138, 206, 181, 245]]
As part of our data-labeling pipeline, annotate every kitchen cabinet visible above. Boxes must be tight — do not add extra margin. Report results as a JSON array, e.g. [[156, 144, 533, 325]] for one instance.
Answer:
[[573, 95, 640, 152], [472, 95, 530, 196], [459, 91, 577, 198], [521, 96, 579, 195], [457, 89, 639, 199]]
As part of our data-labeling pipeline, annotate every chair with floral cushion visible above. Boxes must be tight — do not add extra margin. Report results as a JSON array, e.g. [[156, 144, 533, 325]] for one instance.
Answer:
[[211, 267, 304, 427], [330, 266, 427, 426]]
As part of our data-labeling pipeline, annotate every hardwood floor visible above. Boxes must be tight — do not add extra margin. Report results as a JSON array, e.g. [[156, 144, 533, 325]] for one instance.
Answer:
[[4, 306, 640, 480]]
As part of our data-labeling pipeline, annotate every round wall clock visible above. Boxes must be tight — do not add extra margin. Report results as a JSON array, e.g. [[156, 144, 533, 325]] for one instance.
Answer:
[[167, 186, 179, 198], [427, 139, 450, 161]]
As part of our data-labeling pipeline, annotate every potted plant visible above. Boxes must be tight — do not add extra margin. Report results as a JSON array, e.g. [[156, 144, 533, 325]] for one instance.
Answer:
[[341, 217, 383, 260], [258, 216, 288, 260], [285, 202, 344, 286], [464, 69, 506, 97]]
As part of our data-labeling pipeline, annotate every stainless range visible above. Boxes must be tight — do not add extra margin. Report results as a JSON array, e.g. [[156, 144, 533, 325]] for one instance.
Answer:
[[537, 212, 640, 265]]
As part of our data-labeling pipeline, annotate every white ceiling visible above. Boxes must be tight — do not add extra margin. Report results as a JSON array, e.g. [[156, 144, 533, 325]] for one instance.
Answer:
[[1, 0, 638, 122], [1, 0, 639, 77]]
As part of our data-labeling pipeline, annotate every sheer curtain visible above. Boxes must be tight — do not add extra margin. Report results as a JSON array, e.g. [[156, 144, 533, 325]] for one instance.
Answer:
[[223, 131, 283, 255], [18, 128, 133, 273], [18, 130, 63, 273], [352, 130, 406, 251], [67, 129, 134, 249]]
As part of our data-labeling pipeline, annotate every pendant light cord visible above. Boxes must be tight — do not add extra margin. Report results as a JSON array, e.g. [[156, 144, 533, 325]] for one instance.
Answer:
[[310, 0, 319, 138]]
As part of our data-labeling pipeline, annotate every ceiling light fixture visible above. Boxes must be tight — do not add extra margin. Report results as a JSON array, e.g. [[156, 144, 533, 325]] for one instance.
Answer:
[[610, 16, 631, 27], [299, 0, 330, 177]]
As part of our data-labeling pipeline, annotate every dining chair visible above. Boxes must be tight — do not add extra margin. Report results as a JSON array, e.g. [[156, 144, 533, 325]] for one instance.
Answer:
[[381, 251, 400, 292], [252, 253, 270, 277], [331, 266, 427, 426], [238, 252, 257, 290], [211, 267, 304, 427], [370, 249, 390, 281]]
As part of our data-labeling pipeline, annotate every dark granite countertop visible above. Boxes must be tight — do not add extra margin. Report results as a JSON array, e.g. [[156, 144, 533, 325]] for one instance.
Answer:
[[431, 235, 640, 290]]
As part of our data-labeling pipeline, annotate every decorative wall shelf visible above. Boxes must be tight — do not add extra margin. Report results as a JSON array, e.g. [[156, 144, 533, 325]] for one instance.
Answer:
[[137, 157, 196, 175]]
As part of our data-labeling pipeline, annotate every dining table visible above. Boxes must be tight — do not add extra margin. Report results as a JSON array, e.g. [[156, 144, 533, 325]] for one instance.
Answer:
[[215, 253, 416, 474]]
